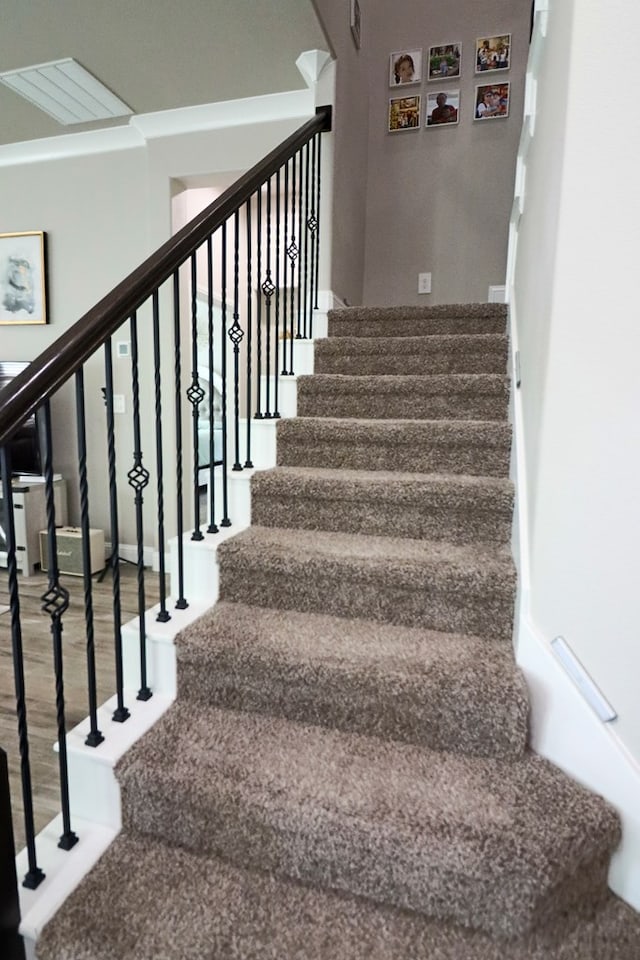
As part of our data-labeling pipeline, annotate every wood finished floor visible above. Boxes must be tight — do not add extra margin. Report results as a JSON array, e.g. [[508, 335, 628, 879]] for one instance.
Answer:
[[0, 564, 164, 853]]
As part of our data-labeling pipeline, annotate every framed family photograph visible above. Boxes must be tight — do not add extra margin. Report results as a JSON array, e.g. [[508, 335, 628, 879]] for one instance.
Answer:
[[475, 34, 511, 73], [427, 43, 462, 81], [0, 231, 48, 325], [389, 49, 422, 87], [426, 90, 460, 127], [350, 0, 361, 50], [474, 82, 510, 120], [388, 95, 421, 132]]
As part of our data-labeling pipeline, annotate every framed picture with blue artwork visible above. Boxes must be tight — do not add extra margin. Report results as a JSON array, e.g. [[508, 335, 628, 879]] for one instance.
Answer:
[[0, 231, 48, 325]]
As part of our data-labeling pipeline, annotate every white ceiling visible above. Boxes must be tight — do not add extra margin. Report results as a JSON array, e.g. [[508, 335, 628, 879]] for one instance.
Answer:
[[0, 0, 328, 147]]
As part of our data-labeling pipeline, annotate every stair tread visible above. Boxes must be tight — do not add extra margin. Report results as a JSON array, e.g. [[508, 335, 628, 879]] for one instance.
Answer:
[[37, 831, 640, 960], [116, 700, 619, 936], [177, 600, 529, 756], [278, 415, 512, 437], [298, 372, 510, 394], [316, 332, 508, 353], [219, 524, 515, 580], [328, 302, 507, 322]]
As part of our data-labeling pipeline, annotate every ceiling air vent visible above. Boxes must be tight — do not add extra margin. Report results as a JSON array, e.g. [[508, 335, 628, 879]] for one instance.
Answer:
[[0, 58, 132, 125]]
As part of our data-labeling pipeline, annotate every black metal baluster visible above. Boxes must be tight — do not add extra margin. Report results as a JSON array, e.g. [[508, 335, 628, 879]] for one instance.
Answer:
[[262, 177, 276, 419], [172, 271, 188, 609], [187, 254, 204, 542], [74, 369, 103, 747], [40, 401, 78, 851], [219, 223, 231, 527], [152, 290, 170, 623], [0, 446, 44, 889], [0, 746, 26, 957], [274, 168, 281, 417], [303, 140, 311, 339], [314, 131, 322, 312], [244, 198, 253, 468], [308, 134, 319, 335], [296, 148, 304, 340], [206, 237, 218, 535], [255, 188, 264, 420], [230, 211, 244, 472], [103, 341, 130, 722], [288, 153, 299, 374], [128, 313, 152, 702], [281, 160, 288, 376]]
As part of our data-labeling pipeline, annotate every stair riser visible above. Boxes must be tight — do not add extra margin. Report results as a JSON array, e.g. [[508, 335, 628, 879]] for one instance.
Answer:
[[277, 437, 511, 477], [328, 317, 507, 338], [315, 351, 507, 376], [119, 777, 611, 939], [178, 658, 528, 759], [251, 494, 513, 545], [218, 558, 515, 641], [297, 392, 508, 421]]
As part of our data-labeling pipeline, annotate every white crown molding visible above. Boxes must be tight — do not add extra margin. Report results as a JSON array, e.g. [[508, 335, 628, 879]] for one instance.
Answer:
[[296, 49, 333, 87], [0, 87, 316, 167]]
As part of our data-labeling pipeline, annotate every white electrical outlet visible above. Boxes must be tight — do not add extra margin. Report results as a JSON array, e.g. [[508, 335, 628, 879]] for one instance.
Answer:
[[113, 395, 126, 414], [418, 272, 432, 295]]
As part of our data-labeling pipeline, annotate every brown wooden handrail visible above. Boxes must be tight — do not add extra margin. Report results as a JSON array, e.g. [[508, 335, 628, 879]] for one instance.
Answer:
[[0, 106, 331, 448]]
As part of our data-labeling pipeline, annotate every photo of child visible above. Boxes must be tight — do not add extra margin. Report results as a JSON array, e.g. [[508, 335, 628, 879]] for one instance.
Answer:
[[389, 50, 422, 86], [474, 83, 510, 120], [427, 43, 462, 81], [475, 35, 511, 73], [388, 96, 421, 132]]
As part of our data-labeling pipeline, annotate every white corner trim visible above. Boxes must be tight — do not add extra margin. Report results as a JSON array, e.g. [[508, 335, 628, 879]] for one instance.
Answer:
[[131, 88, 315, 140], [295, 49, 333, 87]]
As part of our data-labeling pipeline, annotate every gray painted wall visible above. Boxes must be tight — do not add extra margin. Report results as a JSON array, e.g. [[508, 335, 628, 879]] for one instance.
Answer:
[[316, 0, 531, 306]]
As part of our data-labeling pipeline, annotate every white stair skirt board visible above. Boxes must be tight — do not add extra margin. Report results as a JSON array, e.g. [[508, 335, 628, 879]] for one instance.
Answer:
[[258, 373, 298, 417], [168, 522, 245, 609], [19, 691, 174, 952]]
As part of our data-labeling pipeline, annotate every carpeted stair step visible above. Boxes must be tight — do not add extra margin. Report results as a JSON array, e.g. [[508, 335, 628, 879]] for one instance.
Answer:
[[314, 333, 508, 376], [297, 373, 510, 421], [251, 466, 514, 545], [328, 302, 507, 339], [217, 525, 516, 640], [276, 416, 511, 477], [177, 600, 529, 758], [114, 702, 620, 939], [37, 831, 640, 960]]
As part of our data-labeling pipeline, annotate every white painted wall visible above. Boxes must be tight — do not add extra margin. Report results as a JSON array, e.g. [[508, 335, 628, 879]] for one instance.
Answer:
[[509, 0, 640, 907]]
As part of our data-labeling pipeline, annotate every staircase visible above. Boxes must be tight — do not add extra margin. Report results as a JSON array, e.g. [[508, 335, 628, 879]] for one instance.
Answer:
[[37, 303, 640, 959]]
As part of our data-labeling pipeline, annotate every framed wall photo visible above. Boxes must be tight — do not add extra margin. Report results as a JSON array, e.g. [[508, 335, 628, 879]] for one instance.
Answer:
[[427, 43, 462, 81], [474, 82, 510, 120], [350, 0, 361, 50], [389, 49, 422, 87], [475, 34, 511, 73], [426, 90, 460, 127], [388, 96, 421, 133], [0, 231, 48, 325]]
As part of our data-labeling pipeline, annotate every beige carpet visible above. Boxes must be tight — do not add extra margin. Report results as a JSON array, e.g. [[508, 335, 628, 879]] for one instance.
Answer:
[[38, 303, 640, 959]]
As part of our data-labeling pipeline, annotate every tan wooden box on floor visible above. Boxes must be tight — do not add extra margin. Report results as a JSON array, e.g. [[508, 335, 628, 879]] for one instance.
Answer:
[[39, 526, 105, 577]]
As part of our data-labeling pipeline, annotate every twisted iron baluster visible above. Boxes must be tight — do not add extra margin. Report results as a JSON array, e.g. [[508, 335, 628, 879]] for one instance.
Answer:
[[296, 147, 304, 340], [74, 368, 103, 747], [287, 153, 299, 374], [255, 187, 264, 419], [0, 445, 45, 888], [303, 140, 311, 339], [187, 254, 204, 542], [281, 160, 288, 376], [219, 223, 231, 527], [230, 211, 244, 472], [308, 134, 319, 334], [315, 131, 322, 311], [172, 271, 188, 608], [262, 177, 276, 419], [206, 237, 218, 534], [103, 340, 130, 722], [128, 312, 152, 702], [274, 168, 282, 417], [40, 400, 78, 850], [152, 290, 170, 622], [244, 198, 253, 468]]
